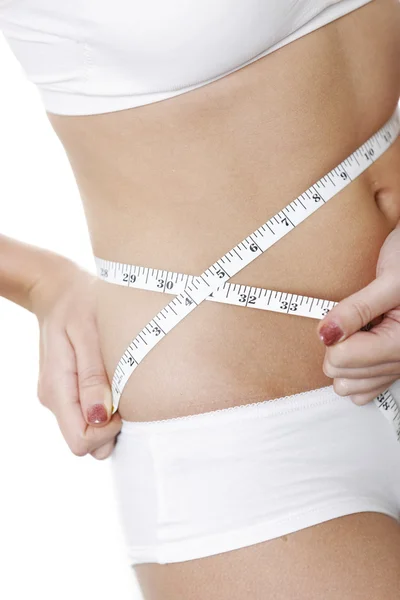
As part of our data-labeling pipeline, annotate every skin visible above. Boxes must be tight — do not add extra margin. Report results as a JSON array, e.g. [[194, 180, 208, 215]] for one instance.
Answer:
[[317, 220, 400, 403], [25, 0, 400, 597], [46, 0, 400, 424], [28, 249, 122, 459], [0, 234, 121, 460]]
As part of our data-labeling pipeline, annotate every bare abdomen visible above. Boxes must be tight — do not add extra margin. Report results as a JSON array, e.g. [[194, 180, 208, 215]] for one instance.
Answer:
[[48, 0, 400, 421]]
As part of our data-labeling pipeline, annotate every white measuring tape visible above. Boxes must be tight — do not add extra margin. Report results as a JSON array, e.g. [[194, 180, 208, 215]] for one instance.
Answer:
[[95, 107, 400, 441]]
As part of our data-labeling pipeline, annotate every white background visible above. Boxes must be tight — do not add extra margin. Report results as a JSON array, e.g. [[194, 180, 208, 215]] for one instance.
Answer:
[[0, 36, 143, 599]]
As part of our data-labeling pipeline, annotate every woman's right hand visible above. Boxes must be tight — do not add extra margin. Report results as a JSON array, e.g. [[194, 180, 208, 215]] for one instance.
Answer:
[[29, 252, 122, 460]]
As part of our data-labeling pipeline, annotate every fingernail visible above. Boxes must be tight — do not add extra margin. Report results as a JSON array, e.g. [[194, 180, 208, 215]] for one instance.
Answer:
[[87, 403, 108, 424], [319, 321, 344, 346]]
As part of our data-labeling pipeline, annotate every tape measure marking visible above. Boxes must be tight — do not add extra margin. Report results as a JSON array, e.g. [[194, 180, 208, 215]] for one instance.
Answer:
[[95, 257, 337, 320], [95, 257, 400, 441], [94, 107, 400, 441]]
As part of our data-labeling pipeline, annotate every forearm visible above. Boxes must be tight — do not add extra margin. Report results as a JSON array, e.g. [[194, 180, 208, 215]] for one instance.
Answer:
[[0, 233, 69, 313]]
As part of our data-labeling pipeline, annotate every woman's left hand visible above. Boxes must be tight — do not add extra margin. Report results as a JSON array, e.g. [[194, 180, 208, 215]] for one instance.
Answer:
[[316, 220, 400, 405]]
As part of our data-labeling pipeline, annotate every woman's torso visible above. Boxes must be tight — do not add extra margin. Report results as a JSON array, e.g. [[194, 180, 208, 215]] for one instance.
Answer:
[[46, 0, 400, 421]]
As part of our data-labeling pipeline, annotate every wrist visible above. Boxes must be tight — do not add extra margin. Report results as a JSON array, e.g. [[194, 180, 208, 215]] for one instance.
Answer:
[[28, 250, 81, 319], [0, 235, 71, 313]]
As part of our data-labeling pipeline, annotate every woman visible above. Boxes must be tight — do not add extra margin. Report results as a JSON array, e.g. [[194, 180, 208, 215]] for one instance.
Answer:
[[1, 0, 400, 597]]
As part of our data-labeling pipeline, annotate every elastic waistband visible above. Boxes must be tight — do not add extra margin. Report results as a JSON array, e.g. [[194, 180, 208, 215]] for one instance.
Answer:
[[120, 379, 400, 434]]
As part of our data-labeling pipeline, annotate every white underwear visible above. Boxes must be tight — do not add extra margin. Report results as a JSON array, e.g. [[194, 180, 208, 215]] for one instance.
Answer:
[[108, 107, 400, 566], [111, 379, 400, 566]]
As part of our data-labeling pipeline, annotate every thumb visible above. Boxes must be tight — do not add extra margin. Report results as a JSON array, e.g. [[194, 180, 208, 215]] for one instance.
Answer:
[[66, 317, 113, 425], [317, 272, 400, 346]]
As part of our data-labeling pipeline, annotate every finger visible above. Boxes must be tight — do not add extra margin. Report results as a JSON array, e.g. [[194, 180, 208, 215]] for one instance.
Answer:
[[323, 359, 400, 379], [317, 271, 400, 345], [333, 374, 396, 397], [324, 320, 400, 368], [376, 222, 400, 275], [57, 401, 122, 457], [90, 440, 116, 461], [349, 381, 397, 406], [83, 411, 122, 452], [40, 326, 121, 456], [65, 314, 113, 426]]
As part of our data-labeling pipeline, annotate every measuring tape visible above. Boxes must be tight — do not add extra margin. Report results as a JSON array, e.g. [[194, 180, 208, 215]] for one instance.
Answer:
[[95, 259, 337, 319], [95, 107, 400, 441]]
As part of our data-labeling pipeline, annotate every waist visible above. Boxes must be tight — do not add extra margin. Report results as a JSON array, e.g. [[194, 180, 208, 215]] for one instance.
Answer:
[[45, 0, 400, 420], [92, 125, 400, 422]]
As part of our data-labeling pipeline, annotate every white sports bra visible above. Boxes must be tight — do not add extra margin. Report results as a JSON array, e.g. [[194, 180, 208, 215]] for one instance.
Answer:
[[0, 0, 373, 116]]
